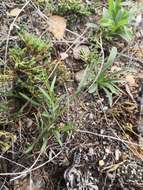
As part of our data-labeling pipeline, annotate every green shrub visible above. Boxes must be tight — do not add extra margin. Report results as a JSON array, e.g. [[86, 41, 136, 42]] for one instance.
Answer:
[[100, 0, 132, 41]]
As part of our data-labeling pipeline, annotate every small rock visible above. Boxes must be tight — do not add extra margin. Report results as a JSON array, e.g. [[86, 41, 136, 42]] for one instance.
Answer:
[[75, 69, 86, 82], [88, 147, 94, 155], [107, 173, 115, 180], [105, 148, 111, 154], [97, 98, 104, 104], [89, 113, 94, 119], [99, 160, 105, 167], [111, 66, 121, 72], [73, 45, 90, 60], [60, 52, 68, 60], [115, 149, 121, 161], [139, 136, 143, 149], [102, 106, 108, 112], [135, 13, 143, 27], [100, 129, 104, 134]]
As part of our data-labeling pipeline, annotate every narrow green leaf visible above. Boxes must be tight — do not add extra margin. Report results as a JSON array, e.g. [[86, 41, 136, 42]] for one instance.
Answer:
[[54, 130, 62, 146], [88, 83, 98, 94], [50, 76, 56, 93], [119, 28, 132, 42], [20, 93, 40, 106], [39, 87, 53, 106], [60, 123, 75, 133], [77, 66, 89, 93], [102, 7, 110, 18], [42, 111, 50, 118], [25, 144, 34, 154], [102, 82, 118, 94], [103, 47, 117, 72], [108, 0, 114, 12], [102, 87, 113, 107]]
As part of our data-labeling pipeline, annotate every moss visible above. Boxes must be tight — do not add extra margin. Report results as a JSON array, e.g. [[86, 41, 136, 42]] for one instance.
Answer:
[[48, 60, 71, 85], [35, 0, 97, 17], [18, 30, 52, 61], [9, 30, 71, 98]]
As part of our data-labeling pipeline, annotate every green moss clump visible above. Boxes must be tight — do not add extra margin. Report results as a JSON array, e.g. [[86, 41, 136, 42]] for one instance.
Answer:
[[35, 0, 97, 17], [9, 30, 71, 97]]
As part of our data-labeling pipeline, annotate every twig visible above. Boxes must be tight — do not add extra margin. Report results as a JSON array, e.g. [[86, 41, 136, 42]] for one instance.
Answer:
[[0, 150, 62, 177], [0, 178, 7, 190], [119, 53, 143, 65], [76, 129, 139, 146], [0, 155, 27, 170], [65, 27, 89, 54], [4, 0, 31, 65]]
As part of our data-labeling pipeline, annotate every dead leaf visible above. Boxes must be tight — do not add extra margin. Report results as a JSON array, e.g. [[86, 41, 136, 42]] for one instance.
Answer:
[[48, 15, 66, 39], [128, 143, 143, 159], [126, 74, 136, 86], [122, 123, 134, 132], [7, 8, 21, 17], [125, 84, 136, 103]]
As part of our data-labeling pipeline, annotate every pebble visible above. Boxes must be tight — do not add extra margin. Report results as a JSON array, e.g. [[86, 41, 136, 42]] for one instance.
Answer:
[[102, 106, 108, 112], [60, 52, 68, 60], [115, 149, 121, 161], [99, 160, 105, 167], [88, 147, 94, 155], [89, 113, 94, 119], [75, 69, 86, 82], [105, 148, 111, 154]]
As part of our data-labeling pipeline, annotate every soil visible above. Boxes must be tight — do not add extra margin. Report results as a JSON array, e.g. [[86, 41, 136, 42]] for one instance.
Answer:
[[0, 1, 143, 190]]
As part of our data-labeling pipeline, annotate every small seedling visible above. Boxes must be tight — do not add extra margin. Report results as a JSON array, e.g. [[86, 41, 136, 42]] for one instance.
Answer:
[[100, 0, 132, 41], [21, 77, 74, 152], [78, 47, 130, 106]]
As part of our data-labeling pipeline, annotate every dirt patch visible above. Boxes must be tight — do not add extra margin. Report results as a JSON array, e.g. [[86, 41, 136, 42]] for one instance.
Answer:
[[0, 0, 143, 190]]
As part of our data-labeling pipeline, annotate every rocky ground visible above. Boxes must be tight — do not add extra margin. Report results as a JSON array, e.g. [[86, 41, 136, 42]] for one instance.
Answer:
[[0, 0, 143, 190]]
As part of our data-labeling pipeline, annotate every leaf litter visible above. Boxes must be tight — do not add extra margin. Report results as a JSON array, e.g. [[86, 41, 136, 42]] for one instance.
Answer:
[[48, 15, 67, 39], [0, 1, 143, 190]]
